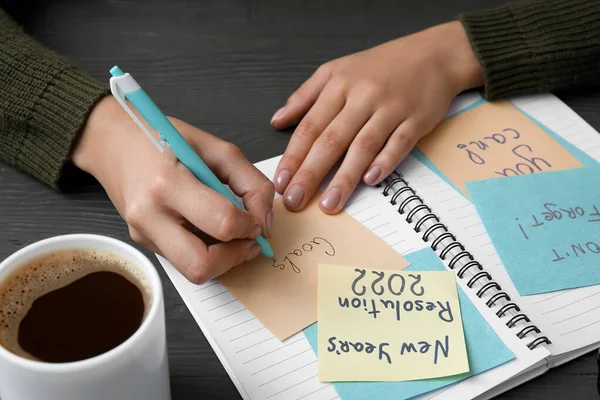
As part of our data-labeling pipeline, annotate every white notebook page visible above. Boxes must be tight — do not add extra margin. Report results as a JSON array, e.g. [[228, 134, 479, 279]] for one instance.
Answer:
[[157, 152, 549, 400], [404, 93, 600, 358]]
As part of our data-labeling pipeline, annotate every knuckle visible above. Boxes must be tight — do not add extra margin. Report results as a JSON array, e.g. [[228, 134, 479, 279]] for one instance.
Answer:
[[369, 79, 387, 96], [216, 203, 243, 240], [402, 117, 419, 131], [316, 62, 332, 76], [407, 117, 428, 137], [358, 80, 379, 96], [394, 130, 414, 148], [148, 172, 170, 201], [279, 153, 302, 171], [184, 260, 211, 285], [262, 180, 276, 199], [375, 151, 394, 171], [127, 227, 145, 245], [328, 78, 348, 97], [294, 168, 318, 187], [290, 85, 311, 104], [242, 179, 275, 209], [294, 119, 319, 141], [124, 200, 152, 230], [220, 141, 243, 159], [319, 127, 343, 150], [334, 173, 354, 191], [352, 81, 385, 107], [353, 134, 379, 154]]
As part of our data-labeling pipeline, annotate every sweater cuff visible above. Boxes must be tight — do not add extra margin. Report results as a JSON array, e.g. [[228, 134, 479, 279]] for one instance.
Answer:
[[459, 6, 536, 100], [0, 9, 109, 190], [460, 0, 600, 100], [21, 68, 109, 189]]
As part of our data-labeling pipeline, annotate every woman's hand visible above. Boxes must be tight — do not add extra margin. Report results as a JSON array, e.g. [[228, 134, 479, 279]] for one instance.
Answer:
[[72, 96, 275, 284], [271, 21, 484, 213]]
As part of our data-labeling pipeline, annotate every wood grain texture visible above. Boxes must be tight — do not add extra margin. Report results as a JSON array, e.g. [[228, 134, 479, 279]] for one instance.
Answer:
[[1, 0, 600, 399]]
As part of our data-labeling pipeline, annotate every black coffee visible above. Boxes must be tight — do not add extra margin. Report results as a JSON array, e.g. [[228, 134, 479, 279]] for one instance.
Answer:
[[0, 249, 151, 363]]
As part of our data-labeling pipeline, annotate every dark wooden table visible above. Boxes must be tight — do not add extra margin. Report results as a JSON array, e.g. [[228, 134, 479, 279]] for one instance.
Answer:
[[1, 0, 600, 398]]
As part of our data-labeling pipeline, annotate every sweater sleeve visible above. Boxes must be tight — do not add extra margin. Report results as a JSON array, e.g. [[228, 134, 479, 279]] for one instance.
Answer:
[[459, 0, 600, 100], [0, 9, 108, 190]]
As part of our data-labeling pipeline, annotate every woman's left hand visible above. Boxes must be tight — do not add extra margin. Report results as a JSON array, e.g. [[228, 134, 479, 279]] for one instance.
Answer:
[[270, 21, 483, 214]]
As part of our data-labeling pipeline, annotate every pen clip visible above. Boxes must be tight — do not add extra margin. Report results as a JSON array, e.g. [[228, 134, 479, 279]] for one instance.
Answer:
[[109, 76, 165, 152]]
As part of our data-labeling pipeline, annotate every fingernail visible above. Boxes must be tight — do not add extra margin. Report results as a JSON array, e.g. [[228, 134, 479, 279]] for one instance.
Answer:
[[284, 185, 305, 209], [320, 188, 341, 210], [266, 209, 274, 238], [363, 165, 382, 185], [271, 107, 286, 124], [247, 243, 261, 260], [274, 169, 292, 194], [250, 225, 261, 239]]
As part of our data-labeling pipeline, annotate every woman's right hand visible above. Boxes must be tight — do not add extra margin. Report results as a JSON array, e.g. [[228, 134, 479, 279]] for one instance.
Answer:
[[72, 96, 275, 284]]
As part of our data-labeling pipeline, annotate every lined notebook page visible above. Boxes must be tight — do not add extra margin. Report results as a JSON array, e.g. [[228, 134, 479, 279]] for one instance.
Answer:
[[403, 93, 600, 358], [388, 157, 550, 400], [157, 156, 427, 400]]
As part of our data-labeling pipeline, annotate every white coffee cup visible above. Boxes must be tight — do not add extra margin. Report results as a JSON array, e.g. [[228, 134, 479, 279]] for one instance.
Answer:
[[0, 234, 171, 400]]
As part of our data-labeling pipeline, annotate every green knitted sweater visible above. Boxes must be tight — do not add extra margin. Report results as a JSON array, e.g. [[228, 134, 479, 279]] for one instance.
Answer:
[[0, 0, 599, 190]]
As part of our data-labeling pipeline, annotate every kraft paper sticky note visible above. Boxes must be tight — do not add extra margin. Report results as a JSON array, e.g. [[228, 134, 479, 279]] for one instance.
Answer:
[[466, 168, 600, 295], [217, 196, 410, 341], [317, 264, 469, 382], [416, 100, 583, 197]]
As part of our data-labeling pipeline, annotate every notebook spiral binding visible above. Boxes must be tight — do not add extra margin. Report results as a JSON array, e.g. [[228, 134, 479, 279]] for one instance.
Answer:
[[380, 171, 552, 350]]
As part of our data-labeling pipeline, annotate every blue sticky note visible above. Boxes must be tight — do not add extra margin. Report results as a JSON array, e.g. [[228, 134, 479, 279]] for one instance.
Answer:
[[303, 248, 514, 400], [466, 168, 600, 296]]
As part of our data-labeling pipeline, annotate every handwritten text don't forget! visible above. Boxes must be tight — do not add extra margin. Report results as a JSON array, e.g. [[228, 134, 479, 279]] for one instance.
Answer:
[[340, 269, 455, 323], [457, 128, 554, 177], [514, 202, 600, 264]]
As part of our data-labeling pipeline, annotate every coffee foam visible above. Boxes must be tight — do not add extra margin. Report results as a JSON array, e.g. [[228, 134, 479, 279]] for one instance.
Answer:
[[0, 249, 152, 361]]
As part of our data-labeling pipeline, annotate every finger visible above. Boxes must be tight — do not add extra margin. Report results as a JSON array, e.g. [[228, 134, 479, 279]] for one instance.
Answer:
[[364, 119, 420, 185], [319, 110, 403, 214], [282, 103, 372, 211], [270, 64, 332, 129], [193, 140, 276, 238], [273, 83, 346, 194], [128, 226, 163, 256], [161, 161, 262, 242], [144, 213, 260, 285], [164, 119, 275, 239]]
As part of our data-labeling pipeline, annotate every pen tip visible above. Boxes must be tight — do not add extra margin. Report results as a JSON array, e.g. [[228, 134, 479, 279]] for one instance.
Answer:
[[256, 235, 274, 258], [263, 243, 275, 258]]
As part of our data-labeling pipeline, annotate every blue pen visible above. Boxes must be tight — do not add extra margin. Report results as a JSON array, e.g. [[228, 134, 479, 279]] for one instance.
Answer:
[[109, 66, 274, 258]]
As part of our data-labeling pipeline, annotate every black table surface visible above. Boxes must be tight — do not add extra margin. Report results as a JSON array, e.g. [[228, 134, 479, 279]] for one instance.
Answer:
[[1, 0, 600, 399]]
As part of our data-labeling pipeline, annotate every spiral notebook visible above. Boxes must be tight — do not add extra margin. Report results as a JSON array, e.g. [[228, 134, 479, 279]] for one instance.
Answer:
[[156, 92, 600, 400]]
